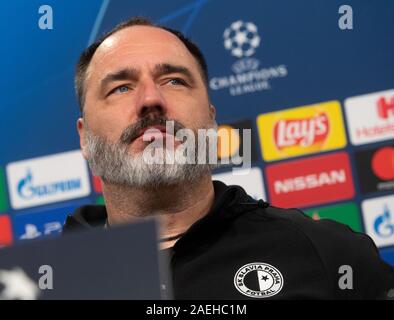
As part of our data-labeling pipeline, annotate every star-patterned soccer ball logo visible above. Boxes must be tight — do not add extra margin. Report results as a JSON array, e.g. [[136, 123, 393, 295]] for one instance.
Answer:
[[223, 21, 261, 58]]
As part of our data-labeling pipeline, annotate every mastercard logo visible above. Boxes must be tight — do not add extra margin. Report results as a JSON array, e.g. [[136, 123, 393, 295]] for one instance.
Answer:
[[217, 125, 241, 159], [372, 147, 394, 180]]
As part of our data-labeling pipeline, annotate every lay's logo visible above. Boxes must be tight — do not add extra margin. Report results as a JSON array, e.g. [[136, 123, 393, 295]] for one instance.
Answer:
[[257, 101, 347, 161], [274, 113, 329, 150]]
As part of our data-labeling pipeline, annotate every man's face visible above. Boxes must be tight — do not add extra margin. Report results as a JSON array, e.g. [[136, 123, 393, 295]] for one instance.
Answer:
[[77, 25, 217, 187], [79, 25, 215, 156]]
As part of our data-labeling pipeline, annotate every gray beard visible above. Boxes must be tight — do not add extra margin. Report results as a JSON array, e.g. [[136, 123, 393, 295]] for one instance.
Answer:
[[84, 129, 218, 189]]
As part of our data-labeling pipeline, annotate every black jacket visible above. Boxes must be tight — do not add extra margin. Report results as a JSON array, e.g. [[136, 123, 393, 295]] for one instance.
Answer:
[[63, 181, 394, 299]]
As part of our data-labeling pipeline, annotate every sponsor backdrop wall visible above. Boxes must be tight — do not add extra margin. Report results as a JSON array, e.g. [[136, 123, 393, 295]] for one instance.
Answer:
[[1, 0, 394, 265]]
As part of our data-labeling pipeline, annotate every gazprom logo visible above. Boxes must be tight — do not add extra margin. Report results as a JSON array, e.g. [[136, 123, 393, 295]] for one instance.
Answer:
[[6, 150, 91, 210], [374, 205, 394, 238], [362, 195, 394, 248], [17, 169, 82, 200]]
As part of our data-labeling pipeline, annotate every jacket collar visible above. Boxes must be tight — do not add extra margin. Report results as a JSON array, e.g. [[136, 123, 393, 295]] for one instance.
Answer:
[[63, 180, 261, 236]]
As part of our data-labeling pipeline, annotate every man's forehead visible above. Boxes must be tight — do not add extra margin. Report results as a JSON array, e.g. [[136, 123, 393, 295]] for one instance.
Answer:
[[90, 26, 194, 73], [102, 25, 183, 47]]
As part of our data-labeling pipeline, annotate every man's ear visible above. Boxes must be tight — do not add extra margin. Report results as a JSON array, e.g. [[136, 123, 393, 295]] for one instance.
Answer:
[[77, 118, 88, 159], [209, 104, 216, 121]]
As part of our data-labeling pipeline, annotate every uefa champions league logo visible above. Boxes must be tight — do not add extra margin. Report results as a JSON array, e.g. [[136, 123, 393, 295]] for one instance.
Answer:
[[223, 21, 261, 58], [210, 20, 287, 96]]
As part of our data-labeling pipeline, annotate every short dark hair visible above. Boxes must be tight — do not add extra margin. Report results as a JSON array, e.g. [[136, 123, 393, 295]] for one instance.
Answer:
[[75, 16, 209, 115]]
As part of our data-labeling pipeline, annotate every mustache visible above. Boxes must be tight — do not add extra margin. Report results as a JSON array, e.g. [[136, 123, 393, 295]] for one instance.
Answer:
[[119, 116, 186, 145]]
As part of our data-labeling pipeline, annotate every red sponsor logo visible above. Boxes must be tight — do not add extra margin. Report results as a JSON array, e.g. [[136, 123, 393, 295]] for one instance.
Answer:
[[273, 113, 329, 150], [266, 152, 354, 208], [372, 147, 394, 181], [93, 176, 102, 193], [377, 96, 394, 119], [354, 96, 394, 139], [355, 123, 394, 139], [0, 215, 13, 247]]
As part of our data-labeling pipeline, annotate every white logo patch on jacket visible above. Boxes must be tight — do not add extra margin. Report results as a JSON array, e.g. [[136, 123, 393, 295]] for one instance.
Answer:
[[234, 262, 284, 298]]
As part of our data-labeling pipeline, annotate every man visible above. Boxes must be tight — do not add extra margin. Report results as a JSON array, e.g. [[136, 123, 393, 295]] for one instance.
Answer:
[[63, 17, 394, 299]]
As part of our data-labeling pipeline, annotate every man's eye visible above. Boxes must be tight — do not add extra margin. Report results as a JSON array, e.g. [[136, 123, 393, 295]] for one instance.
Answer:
[[167, 78, 186, 86], [109, 85, 130, 95]]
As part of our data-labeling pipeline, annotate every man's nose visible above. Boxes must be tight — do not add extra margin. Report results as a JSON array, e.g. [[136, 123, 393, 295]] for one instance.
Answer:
[[135, 81, 167, 118]]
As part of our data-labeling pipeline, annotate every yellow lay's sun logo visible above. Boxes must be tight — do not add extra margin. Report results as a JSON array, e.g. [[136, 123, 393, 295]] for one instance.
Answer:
[[257, 101, 347, 161], [217, 125, 241, 159]]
